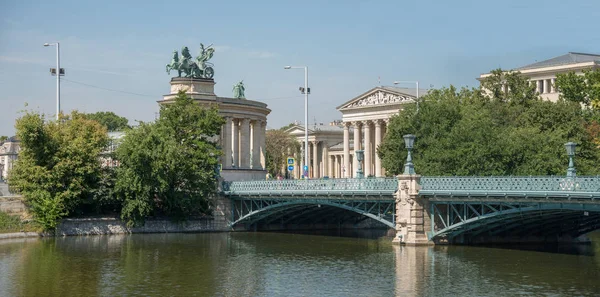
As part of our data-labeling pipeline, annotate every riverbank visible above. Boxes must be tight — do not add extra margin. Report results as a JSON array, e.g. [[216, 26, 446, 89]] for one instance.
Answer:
[[55, 217, 229, 236]]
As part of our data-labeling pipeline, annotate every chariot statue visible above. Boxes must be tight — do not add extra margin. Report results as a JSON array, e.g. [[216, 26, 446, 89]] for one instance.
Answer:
[[166, 43, 215, 79]]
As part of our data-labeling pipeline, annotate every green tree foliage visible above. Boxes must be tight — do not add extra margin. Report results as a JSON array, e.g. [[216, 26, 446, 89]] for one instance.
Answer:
[[8, 111, 108, 229], [378, 69, 600, 176], [114, 91, 224, 226], [84, 111, 130, 132], [265, 129, 300, 176], [555, 69, 600, 108], [0, 136, 8, 142], [556, 69, 600, 146]]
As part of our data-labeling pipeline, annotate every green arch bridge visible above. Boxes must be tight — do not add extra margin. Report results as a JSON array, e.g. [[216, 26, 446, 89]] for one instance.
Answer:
[[222, 175, 600, 245]]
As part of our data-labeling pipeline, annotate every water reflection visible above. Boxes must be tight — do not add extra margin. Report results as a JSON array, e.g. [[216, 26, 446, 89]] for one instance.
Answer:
[[0, 232, 599, 296]]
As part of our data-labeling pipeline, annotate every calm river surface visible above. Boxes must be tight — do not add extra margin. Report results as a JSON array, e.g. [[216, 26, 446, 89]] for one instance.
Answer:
[[1, 231, 600, 297]]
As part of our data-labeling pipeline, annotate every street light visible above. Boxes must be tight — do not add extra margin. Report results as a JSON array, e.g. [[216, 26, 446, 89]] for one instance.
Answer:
[[44, 42, 61, 120], [403, 134, 416, 175], [285, 65, 309, 178], [565, 142, 577, 177], [394, 81, 419, 112]]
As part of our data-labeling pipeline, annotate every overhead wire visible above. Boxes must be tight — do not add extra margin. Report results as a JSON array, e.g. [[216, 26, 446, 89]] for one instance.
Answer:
[[61, 78, 304, 102]]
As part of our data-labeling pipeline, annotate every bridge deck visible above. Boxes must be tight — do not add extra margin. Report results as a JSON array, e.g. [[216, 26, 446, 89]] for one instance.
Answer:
[[420, 176, 600, 199], [222, 178, 397, 198]]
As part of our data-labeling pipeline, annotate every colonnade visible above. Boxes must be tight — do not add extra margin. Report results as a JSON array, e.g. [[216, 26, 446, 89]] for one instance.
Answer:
[[222, 117, 266, 170], [343, 119, 388, 178], [291, 140, 333, 179]]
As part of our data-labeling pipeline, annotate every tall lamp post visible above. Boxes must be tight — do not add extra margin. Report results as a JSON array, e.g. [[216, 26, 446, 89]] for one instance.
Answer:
[[44, 42, 61, 120], [393, 81, 419, 112], [285, 66, 309, 178]]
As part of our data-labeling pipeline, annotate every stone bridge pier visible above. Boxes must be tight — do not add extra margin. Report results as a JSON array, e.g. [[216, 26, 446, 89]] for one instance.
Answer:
[[393, 174, 433, 245]]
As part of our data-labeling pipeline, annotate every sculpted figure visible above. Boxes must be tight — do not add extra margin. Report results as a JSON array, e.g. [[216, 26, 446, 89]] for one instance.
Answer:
[[233, 81, 245, 99]]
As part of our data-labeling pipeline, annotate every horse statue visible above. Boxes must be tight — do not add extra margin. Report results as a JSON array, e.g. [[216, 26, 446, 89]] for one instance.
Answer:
[[166, 50, 181, 77], [179, 46, 203, 78]]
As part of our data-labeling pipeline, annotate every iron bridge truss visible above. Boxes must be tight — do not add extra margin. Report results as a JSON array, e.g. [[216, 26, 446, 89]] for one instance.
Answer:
[[230, 198, 396, 229], [222, 178, 398, 229], [420, 176, 600, 242]]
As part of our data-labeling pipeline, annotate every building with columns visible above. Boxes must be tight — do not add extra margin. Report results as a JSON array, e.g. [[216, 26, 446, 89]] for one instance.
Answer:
[[286, 86, 426, 178], [479, 52, 600, 102], [337, 86, 427, 178], [0, 136, 19, 181], [285, 123, 346, 179], [160, 78, 271, 181]]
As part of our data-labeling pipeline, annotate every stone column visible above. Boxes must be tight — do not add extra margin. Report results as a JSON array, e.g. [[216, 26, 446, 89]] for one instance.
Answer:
[[374, 120, 382, 177], [343, 122, 351, 178], [300, 141, 306, 177], [537, 80, 543, 93], [251, 120, 261, 169], [551, 78, 556, 93], [353, 122, 362, 178], [232, 119, 239, 168], [223, 117, 233, 169], [363, 120, 372, 177], [544, 79, 550, 94], [323, 143, 330, 177], [240, 118, 251, 169], [260, 121, 266, 170], [312, 141, 319, 178], [332, 155, 337, 178], [393, 174, 433, 245]]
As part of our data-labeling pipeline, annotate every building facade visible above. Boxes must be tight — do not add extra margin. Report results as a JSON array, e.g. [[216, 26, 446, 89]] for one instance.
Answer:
[[286, 86, 425, 178], [0, 137, 19, 181], [159, 78, 271, 181], [479, 52, 600, 102]]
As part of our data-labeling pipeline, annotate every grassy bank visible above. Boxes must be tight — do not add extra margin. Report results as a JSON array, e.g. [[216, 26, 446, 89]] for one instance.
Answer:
[[0, 212, 42, 234]]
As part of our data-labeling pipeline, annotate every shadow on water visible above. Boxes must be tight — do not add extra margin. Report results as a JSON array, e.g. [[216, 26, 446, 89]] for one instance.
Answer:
[[262, 228, 394, 240], [467, 231, 600, 256]]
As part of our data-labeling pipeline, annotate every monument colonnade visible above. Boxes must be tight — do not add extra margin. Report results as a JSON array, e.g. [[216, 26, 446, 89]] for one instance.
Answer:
[[222, 117, 267, 170]]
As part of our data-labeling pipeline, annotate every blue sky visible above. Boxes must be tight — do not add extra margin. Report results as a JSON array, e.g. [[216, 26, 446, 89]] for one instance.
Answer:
[[1, 0, 599, 136]]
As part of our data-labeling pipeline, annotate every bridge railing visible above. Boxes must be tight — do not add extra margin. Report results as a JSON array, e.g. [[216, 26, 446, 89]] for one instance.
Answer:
[[222, 178, 398, 197], [420, 176, 600, 198]]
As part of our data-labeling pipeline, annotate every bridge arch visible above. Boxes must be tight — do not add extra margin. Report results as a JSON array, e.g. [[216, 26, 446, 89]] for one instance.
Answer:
[[230, 200, 396, 229], [430, 202, 600, 244]]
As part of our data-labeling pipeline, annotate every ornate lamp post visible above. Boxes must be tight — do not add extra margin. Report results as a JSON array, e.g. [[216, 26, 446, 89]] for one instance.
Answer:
[[565, 142, 577, 177], [403, 134, 416, 175], [355, 150, 365, 178]]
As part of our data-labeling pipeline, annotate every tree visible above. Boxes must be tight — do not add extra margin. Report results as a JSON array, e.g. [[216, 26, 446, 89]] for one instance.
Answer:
[[84, 111, 130, 132], [378, 69, 600, 176], [265, 129, 300, 177], [8, 111, 108, 229], [556, 69, 600, 146], [0, 136, 7, 142], [114, 91, 224, 226]]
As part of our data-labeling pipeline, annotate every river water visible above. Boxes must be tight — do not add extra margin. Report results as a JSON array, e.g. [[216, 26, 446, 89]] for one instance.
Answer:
[[1, 231, 599, 297]]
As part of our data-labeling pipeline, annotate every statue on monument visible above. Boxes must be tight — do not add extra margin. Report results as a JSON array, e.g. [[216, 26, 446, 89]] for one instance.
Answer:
[[166, 43, 215, 79], [233, 81, 245, 99]]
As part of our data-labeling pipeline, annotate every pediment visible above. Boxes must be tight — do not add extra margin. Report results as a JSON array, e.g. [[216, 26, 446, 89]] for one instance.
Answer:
[[337, 87, 415, 111], [284, 125, 310, 135]]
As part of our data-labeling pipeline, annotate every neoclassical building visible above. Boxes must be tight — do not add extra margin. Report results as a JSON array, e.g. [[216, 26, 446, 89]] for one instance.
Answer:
[[479, 52, 600, 102], [286, 86, 426, 178], [0, 137, 19, 181], [337, 86, 426, 178], [159, 78, 271, 181]]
